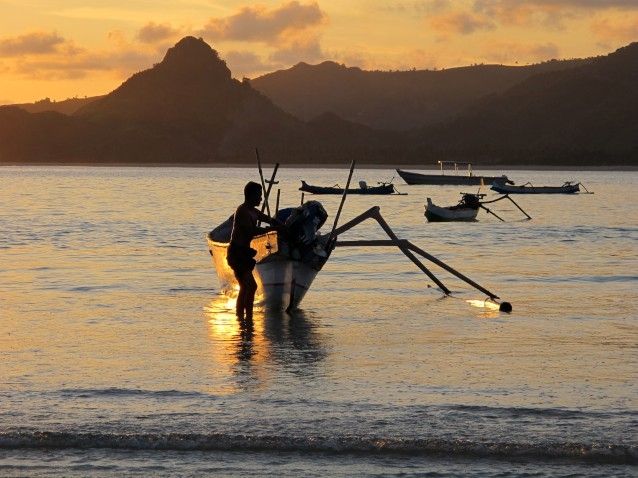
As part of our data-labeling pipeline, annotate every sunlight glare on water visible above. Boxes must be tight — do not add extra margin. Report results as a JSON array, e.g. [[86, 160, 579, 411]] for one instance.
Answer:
[[0, 166, 636, 475]]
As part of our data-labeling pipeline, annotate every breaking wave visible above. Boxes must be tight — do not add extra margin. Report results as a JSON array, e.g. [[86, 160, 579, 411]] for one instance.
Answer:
[[0, 431, 635, 465]]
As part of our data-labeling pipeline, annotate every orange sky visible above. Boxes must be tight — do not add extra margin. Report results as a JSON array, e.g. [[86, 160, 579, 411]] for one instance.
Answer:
[[1, 0, 636, 104]]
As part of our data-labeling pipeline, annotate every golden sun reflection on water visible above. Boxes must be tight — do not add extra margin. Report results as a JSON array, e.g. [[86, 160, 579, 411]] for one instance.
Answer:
[[203, 295, 270, 393]]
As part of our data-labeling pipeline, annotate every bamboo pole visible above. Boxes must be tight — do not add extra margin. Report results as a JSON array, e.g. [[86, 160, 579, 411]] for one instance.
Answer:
[[332, 206, 450, 294], [479, 204, 505, 222], [255, 148, 269, 216], [335, 239, 500, 300], [505, 195, 532, 220], [332, 207, 510, 310], [260, 162, 280, 217], [329, 160, 356, 241], [275, 189, 281, 216]]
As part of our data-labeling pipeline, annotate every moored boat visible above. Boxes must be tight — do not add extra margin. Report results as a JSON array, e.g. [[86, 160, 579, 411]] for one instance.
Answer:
[[207, 201, 332, 311], [397, 161, 511, 186], [300, 180, 396, 195], [491, 181, 581, 194], [424, 194, 480, 222]]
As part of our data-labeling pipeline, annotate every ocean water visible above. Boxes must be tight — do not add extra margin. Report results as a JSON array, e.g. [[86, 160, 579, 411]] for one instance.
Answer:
[[0, 166, 636, 477]]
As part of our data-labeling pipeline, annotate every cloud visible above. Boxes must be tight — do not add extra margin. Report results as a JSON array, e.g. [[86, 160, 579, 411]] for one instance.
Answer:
[[382, 1, 451, 13], [200, 1, 325, 44], [224, 50, 275, 77], [0, 31, 67, 57], [510, 0, 638, 8], [590, 16, 638, 42], [14, 48, 157, 80], [429, 11, 495, 35], [137, 22, 181, 44], [269, 37, 325, 65], [472, 0, 638, 29]]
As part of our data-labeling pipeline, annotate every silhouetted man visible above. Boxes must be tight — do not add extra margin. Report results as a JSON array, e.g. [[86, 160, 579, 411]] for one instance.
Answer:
[[227, 181, 281, 321]]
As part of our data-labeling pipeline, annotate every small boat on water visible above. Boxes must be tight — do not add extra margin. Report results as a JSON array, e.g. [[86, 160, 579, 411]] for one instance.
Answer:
[[491, 181, 581, 194], [300, 180, 396, 195], [425, 193, 481, 222], [397, 161, 512, 186], [207, 201, 332, 311]]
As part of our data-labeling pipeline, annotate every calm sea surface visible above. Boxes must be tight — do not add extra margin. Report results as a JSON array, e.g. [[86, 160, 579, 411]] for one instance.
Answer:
[[1, 166, 636, 476]]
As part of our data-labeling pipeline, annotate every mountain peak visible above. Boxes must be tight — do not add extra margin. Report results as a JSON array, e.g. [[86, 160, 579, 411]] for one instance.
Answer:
[[160, 36, 231, 80]]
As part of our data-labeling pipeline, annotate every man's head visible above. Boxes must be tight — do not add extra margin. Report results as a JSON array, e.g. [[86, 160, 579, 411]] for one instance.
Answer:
[[244, 181, 262, 207]]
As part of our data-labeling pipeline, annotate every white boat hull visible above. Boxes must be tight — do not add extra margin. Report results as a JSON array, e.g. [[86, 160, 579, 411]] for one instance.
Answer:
[[207, 231, 325, 310], [425, 198, 479, 222]]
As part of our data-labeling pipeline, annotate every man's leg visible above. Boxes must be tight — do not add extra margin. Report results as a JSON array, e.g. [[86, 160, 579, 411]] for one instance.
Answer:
[[243, 271, 258, 321], [235, 268, 247, 320]]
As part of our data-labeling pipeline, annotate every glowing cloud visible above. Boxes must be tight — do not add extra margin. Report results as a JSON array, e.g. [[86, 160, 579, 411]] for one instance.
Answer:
[[137, 22, 181, 44], [200, 1, 325, 44], [591, 16, 638, 42], [472, 0, 638, 28], [0, 31, 67, 57], [269, 37, 324, 64], [429, 11, 495, 35], [383, 0, 451, 13], [13, 46, 157, 80], [223, 50, 275, 77]]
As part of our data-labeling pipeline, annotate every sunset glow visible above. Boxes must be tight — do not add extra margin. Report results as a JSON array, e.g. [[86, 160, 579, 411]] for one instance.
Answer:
[[1, 0, 636, 104]]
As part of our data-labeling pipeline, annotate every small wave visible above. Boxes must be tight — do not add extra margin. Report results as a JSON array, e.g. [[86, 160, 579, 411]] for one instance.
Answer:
[[506, 275, 638, 284], [444, 404, 636, 420], [0, 431, 634, 464], [57, 388, 214, 399], [167, 287, 216, 293]]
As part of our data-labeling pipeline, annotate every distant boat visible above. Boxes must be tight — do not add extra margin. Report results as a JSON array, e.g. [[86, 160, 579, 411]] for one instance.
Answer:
[[424, 194, 480, 222], [397, 161, 511, 186], [491, 181, 581, 194], [300, 180, 397, 195]]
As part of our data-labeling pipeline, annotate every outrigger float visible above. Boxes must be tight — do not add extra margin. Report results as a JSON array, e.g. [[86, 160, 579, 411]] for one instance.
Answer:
[[207, 154, 513, 313]]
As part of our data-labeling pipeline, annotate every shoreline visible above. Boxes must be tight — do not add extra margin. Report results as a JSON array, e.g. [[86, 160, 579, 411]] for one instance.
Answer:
[[1, 162, 637, 171]]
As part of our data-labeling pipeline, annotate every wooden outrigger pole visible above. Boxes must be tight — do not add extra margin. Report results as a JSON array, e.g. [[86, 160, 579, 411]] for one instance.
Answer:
[[479, 194, 531, 221], [255, 148, 280, 225], [333, 206, 512, 312]]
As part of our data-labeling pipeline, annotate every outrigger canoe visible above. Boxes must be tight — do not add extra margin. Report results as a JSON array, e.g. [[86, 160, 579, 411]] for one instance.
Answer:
[[425, 194, 480, 222], [491, 181, 581, 194], [207, 201, 332, 311], [300, 180, 396, 195]]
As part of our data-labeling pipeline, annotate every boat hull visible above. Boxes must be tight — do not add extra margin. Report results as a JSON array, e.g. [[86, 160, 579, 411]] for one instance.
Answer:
[[207, 231, 326, 310], [397, 169, 509, 186], [300, 181, 395, 195], [491, 183, 580, 194], [424, 198, 479, 222]]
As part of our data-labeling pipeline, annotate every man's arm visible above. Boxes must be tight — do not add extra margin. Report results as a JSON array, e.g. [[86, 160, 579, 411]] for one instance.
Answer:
[[257, 210, 283, 226], [255, 209, 285, 235]]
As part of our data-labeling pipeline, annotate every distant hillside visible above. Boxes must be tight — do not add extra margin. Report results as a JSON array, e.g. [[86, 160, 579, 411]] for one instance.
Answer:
[[0, 37, 398, 164], [0, 38, 636, 166], [251, 59, 589, 130], [417, 42, 638, 165], [12, 96, 101, 115]]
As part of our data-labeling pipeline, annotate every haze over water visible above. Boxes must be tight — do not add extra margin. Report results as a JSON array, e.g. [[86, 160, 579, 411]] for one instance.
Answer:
[[1, 166, 636, 476]]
